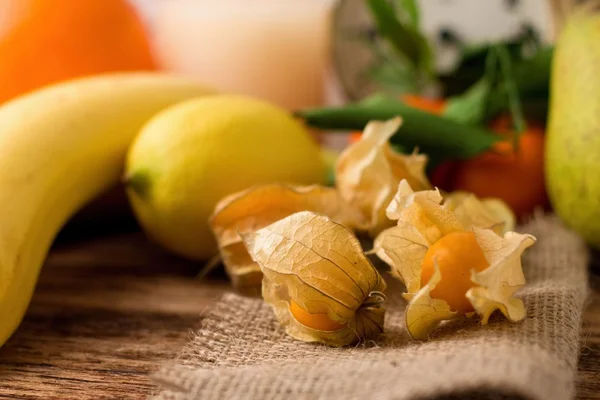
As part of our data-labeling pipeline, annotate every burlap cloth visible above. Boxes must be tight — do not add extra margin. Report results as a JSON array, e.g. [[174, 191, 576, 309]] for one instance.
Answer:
[[153, 215, 590, 400]]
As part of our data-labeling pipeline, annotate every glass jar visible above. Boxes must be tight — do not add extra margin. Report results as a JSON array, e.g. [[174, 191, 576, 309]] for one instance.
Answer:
[[146, 0, 333, 111]]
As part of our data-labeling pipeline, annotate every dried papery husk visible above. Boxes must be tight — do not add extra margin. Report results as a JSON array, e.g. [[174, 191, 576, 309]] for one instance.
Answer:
[[335, 117, 431, 237], [374, 179, 536, 339], [373, 219, 428, 294], [242, 211, 387, 347], [385, 179, 462, 244], [444, 191, 515, 234], [210, 184, 362, 291], [404, 262, 459, 340], [373, 180, 463, 293], [217, 242, 263, 292], [467, 227, 536, 324]]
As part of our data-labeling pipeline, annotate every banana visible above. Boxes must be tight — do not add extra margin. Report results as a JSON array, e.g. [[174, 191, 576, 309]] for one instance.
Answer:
[[0, 73, 213, 346]]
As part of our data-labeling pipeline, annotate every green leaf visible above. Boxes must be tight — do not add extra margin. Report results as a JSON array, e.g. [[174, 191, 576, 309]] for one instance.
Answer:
[[513, 46, 553, 96], [495, 44, 526, 147], [368, 62, 417, 94], [443, 48, 498, 125], [444, 80, 491, 125], [362, 0, 435, 93], [366, 0, 424, 69], [361, 36, 419, 95], [394, 0, 420, 27], [479, 46, 552, 121], [440, 28, 548, 97]]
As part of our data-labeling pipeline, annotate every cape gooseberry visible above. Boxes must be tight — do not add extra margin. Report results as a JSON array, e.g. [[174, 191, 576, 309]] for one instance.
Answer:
[[420, 231, 490, 313], [289, 300, 347, 331]]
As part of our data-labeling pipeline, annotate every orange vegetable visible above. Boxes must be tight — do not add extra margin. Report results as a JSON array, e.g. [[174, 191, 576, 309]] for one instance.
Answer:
[[348, 94, 447, 144], [420, 231, 490, 313], [452, 115, 547, 218], [289, 300, 347, 331], [0, 0, 156, 104]]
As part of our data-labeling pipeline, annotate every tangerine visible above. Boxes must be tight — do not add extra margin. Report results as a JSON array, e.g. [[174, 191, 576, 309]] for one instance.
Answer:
[[0, 0, 156, 103], [453, 116, 547, 218]]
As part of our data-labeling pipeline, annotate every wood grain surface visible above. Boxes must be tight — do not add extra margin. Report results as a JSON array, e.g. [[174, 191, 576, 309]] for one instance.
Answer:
[[0, 232, 598, 399]]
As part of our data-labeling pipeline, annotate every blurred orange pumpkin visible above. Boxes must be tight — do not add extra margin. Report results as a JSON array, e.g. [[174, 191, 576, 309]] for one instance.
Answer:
[[0, 0, 156, 104]]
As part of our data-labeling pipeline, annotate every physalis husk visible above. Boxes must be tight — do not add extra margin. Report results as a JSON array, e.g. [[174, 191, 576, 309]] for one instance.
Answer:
[[444, 190, 516, 234], [210, 184, 361, 291], [335, 117, 431, 237], [242, 211, 387, 347], [374, 180, 536, 340]]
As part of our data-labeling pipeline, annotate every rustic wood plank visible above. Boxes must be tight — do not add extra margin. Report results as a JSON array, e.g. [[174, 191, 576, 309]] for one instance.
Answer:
[[0, 232, 598, 399], [0, 233, 230, 400]]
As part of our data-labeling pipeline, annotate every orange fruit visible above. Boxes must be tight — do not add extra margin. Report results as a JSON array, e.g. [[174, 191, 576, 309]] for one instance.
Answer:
[[289, 300, 346, 331], [0, 0, 156, 104], [452, 116, 547, 218], [420, 231, 489, 313], [401, 94, 447, 115]]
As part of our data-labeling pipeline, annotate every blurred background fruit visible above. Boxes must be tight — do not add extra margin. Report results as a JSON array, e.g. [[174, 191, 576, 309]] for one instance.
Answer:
[[0, 0, 156, 104], [0, 0, 159, 236], [546, 6, 600, 248], [453, 115, 547, 218], [125, 95, 327, 261]]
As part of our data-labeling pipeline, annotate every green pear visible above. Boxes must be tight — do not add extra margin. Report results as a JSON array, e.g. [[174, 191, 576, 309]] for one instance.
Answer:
[[547, 7, 600, 247]]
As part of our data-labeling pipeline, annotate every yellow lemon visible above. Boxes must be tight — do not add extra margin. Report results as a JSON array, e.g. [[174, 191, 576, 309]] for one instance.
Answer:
[[125, 95, 327, 260]]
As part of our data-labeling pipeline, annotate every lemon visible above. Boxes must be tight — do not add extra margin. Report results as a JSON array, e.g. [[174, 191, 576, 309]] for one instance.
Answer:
[[125, 95, 327, 260]]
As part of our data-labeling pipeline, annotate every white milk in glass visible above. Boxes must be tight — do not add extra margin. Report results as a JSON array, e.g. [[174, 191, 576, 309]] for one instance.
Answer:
[[153, 0, 332, 111]]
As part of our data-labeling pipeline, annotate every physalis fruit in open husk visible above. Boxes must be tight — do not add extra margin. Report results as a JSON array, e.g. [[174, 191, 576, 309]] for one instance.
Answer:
[[335, 117, 431, 237], [210, 184, 361, 291], [242, 211, 387, 347], [374, 180, 536, 340]]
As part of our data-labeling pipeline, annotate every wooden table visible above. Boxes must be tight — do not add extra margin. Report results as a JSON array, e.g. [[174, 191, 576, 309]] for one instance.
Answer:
[[0, 232, 598, 399]]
